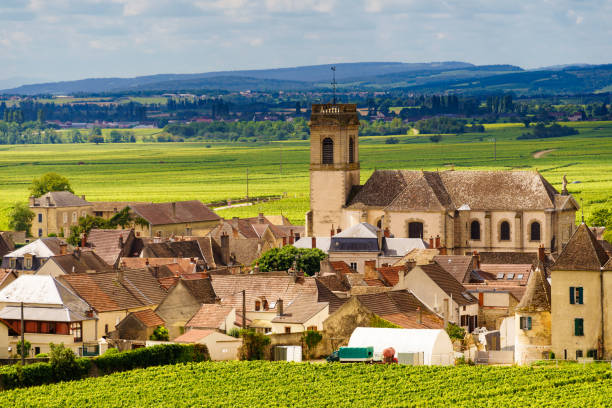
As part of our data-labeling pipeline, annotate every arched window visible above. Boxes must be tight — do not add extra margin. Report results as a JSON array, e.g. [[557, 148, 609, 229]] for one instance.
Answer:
[[322, 138, 334, 164], [530, 222, 541, 241], [408, 222, 424, 239], [470, 220, 481, 241], [349, 137, 355, 163], [500, 221, 511, 241]]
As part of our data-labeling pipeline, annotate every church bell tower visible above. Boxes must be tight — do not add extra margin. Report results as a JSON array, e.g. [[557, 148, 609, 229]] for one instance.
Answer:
[[306, 104, 360, 236]]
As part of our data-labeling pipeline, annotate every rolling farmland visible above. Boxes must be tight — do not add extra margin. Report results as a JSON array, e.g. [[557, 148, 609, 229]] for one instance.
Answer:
[[0, 361, 610, 407], [0, 121, 611, 230]]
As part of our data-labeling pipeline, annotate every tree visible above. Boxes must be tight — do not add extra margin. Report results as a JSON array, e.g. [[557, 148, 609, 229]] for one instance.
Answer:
[[88, 126, 104, 144], [149, 326, 169, 341], [253, 246, 326, 276], [109, 130, 123, 143], [8, 202, 34, 235], [16, 339, 31, 358], [108, 206, 133, 228], [29, 172, 73, 197], [429, 135, 442, 143], [49, 343, 79, 381]]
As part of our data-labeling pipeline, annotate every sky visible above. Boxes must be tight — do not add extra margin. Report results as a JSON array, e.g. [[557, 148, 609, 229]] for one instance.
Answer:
[[1, 0, 611, 85]]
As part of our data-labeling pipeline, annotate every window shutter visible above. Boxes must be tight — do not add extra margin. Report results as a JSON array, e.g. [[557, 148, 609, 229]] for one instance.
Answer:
[[574, 319, 578, 335], [527, 316, 532, 330], [577, 287, 583, 304], [569, 287, 575, 304]]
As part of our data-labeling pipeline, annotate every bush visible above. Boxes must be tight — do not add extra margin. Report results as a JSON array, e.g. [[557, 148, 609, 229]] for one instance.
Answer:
[[446, 323, 466, 341], [301, 330, 323, 360], [385, 137, 400, 144], [49, 343, 80, 382], [103, 348, 120, 355], [238, 330, 270, 361], [227, 328, 241, 338], [517, 123, 578, 140], [34, 353, 48, 358], [429, 135, 442, 143], [149, 326, 170, 341]]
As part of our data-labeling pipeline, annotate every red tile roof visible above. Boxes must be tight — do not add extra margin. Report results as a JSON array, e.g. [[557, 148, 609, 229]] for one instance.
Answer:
[[131, 309, 165, 327], [329, 261, 357, 274], [173, 329, 215, 343], [131, 201, 220, 225], [186, 304, 233, 329], [377, 265, 404, 286]]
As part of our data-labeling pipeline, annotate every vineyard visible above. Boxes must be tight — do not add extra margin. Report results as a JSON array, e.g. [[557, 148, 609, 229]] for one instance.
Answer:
[[1, 121, 612, 229], [0, 361, 610, 407]]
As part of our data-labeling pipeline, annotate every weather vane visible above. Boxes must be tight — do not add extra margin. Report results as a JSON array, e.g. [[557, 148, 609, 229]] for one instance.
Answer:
[[331, 66, 337, 105]]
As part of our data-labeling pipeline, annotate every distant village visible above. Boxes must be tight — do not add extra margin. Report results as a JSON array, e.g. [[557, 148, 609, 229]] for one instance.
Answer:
[[0, 103, 611, 366]]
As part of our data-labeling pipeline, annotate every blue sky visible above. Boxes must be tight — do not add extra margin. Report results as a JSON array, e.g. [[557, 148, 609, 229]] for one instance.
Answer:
[[1, 0, 610, 85]]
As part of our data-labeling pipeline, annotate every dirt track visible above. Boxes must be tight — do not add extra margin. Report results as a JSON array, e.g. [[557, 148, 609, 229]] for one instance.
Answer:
[[533, 149, 557, 158]]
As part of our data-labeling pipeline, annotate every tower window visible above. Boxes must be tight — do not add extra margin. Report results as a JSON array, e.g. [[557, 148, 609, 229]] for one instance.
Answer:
[[500, 221, 510, 241], [349, 137, 355, 163], [530, 221, 541, 241], [470, 220, 481, 241], [408, 222, 424, 239], [322, 138, 334, 164]]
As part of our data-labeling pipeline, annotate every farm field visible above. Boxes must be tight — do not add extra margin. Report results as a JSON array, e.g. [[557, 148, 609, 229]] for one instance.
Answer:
[[0, 361, 611, 407], [0, 121, 611, 230]]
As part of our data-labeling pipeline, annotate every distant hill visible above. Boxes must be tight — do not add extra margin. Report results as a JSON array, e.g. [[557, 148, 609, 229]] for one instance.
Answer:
[[1, 61, 611, 95]]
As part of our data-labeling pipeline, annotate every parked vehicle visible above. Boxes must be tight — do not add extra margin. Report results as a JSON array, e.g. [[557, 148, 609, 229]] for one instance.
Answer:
[[326, 347, 374, 363]]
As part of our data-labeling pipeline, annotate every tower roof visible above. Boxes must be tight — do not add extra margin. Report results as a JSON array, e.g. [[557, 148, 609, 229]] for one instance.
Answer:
[[516, 262, 551, 312], [551, 223, 609, 271]]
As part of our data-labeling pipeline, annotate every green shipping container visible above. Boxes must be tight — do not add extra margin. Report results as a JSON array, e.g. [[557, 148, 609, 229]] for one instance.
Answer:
[[338, 347, 374, 362]]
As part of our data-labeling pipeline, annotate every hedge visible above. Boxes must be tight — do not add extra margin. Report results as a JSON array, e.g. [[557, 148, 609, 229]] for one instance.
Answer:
[[0, 344, 209, 390]]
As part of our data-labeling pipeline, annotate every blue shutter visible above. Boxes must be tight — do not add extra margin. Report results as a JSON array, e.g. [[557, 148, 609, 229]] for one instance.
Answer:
[[527, 316, 532, 330], [570, 287, 575, 304]]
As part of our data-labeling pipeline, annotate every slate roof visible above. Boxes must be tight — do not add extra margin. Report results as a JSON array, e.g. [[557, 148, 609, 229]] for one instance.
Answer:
[[335, 223, 379, 239], [181, 278, 217, 304], [130, 200, 220, 225], [49, 251, 113, 274], [186, 304, 233, 329], [356, 290, 443, 329], [419, 264, 477, 306], [293, 237, 331, 252], [30, 191, 90, 208], [59, 269, 167, 312], [348, 170, 564, 211], [87, 229, 134, 266], [516, 263, 551, 312], [92, 202, 149, 212], [552, 223, 609, 271], [434, 255, 474, 283], [131, 309, 165, 327]]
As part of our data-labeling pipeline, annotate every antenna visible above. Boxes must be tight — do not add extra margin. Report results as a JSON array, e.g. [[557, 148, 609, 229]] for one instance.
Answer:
[[331, 66, 337, 104]]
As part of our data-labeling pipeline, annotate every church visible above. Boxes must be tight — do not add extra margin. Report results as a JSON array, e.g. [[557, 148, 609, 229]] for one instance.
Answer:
[[305, 103, 578, 255]]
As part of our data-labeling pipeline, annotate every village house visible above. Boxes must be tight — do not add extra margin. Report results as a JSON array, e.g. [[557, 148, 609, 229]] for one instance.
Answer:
[[1, 237, 72, 273], [91, 201, 150, 220], [130, 200, 221, 238], [85, 229, 140, 267], [550, 223, 610, 360], [305, 103, 578, 254], [114, 309, 165, 341], [59, 268, 167, 338], [36, 248, 113, 277], [29, 191, 93, 237], [0, 275, 98, 356]]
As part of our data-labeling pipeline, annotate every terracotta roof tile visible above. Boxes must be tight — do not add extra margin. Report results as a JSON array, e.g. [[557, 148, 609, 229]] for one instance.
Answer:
[[434, 255, 473, 283], [131, 309, 165, 327], [131, 201, 220, 225], [377, 266, 404, 286], [419, 264, 477, 305], [356, 290, 443, 329], [516, 264, 550, 312], [142, 241, 204, 259], [186, 304, 233, 329], [329, 261, 357, 274], [173, 329, 215, 343], [87, 229, 134, 266]]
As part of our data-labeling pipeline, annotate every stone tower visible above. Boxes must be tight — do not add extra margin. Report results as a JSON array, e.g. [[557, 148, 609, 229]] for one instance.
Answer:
[[306, 104, 360, 236]]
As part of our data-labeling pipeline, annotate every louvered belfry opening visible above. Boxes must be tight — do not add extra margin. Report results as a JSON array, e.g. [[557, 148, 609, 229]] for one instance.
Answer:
[[322, 137, 334, 164], [349, 137, 354, 163]]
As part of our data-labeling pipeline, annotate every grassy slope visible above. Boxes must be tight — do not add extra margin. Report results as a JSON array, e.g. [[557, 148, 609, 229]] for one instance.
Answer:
[[0, 361, 610, 407], [0, 121, 611, 229]]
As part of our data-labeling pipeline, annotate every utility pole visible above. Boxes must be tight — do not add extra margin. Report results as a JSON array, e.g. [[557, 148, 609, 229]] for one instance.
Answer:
[[246, 168, 249, 199], [20, 302, 25, 365], [242, 290, 246, 329]]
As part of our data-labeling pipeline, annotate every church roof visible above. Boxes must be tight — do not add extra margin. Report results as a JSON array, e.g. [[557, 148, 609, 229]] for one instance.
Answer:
[[516, 263, 551, 312], [552, 223, 609, 271], [347, 170, 565, 211]]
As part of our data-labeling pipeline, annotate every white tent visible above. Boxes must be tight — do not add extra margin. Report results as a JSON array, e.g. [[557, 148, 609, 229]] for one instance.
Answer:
[[348, 328, 454, 366]]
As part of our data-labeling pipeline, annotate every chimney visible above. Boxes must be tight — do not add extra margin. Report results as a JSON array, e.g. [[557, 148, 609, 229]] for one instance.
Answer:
[[81, 195, 86, 200], [29, 196, 35, 207], [538, 244, 546, 262], [220, 233, 230, 266], [289, 229, 294, 245], [473, 251, 481, 270], [364, 260, 377, 280], [253, 263, 260, 274], [428, 237, 434, 248], [277, 299, 284, 316], [59, 242, 67, 256], [80, 232, 87, 248], [439, 246, 447, 255], [145, 258, 149, 266], [258, 213, 265, 224], [45, 196, 51, 206], [311, 237, 316, 249], [416, 307, 422, 325], [384, 228, 390, 238], [232, 226, 239, 239], [435, 235, 440, 249], [172, 202, 176, 217], [118, 235, 124, 249], [443, 298, 449, 328], [336, 228, 341, 235], [330, 225, 335, 237]]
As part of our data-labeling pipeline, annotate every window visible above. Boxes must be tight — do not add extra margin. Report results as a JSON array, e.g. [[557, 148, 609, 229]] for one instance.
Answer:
[[576, 350, 583, 359], [517, 274, 524, 280], [24, 257, 32, 269], [350, 262, 357, 271], [470, 220, 481, 240], [506, 273, 514, 280], [254, 301, 261, 311], [63, 212, 68, 224], [35, 347, 41, 355], [264, 328, 271, 334], [408, 222, 424, 239], [348, 137, 355, 163], [307, 326, 318, 331], [322, 138, 334, 164], [9, 258, 16, 269], [520, 316, 532, 330], [38, 229, 43, 237], [570, 287, 584, 304], [104, 324, 109, 335], [530, 222, 541, 241], [71, 322, 82, 342], [284, 326, 291, 334], [38, 213, 43, 222], [72, 212, 77, 222], [500, 221, 510, 241], [496, 273, 504, 279], [574, 318, 584, 336], [587, 349, 597, 359]]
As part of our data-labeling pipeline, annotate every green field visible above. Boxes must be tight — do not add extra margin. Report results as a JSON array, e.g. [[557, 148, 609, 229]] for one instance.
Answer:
[[1, 121, 611, 230], [0, 361, 610, 407]]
